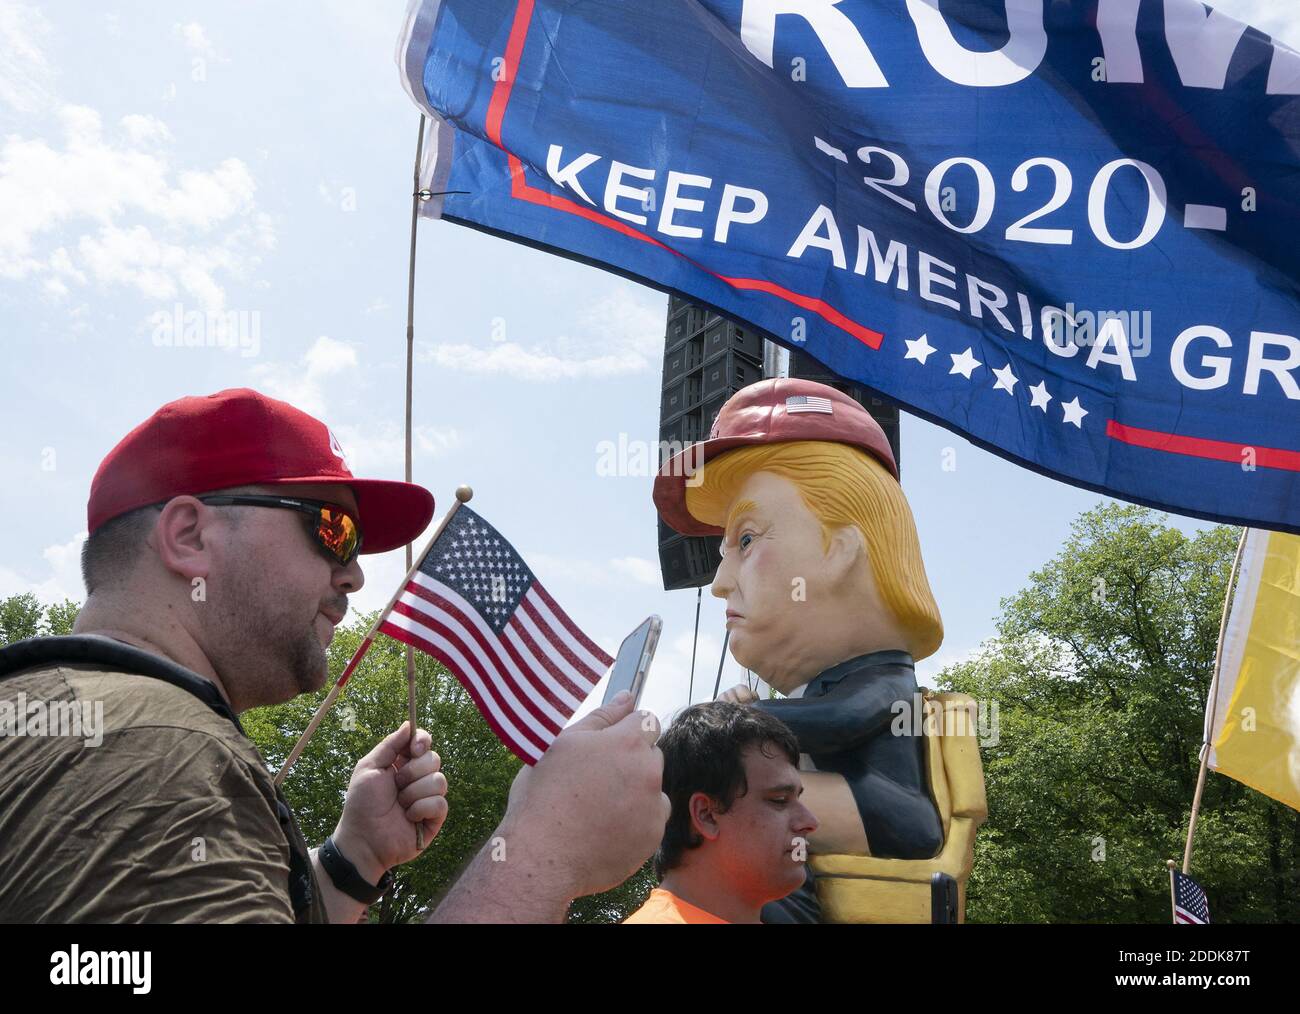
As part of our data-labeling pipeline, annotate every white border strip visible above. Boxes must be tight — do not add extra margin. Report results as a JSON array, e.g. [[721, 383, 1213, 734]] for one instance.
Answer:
[[395, 0, 456, 219], [395, 0, 444, 119], [1207, 528, 1267, 768]]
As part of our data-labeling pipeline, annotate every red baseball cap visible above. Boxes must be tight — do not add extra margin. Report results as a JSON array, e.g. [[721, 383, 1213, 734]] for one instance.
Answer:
[[654, 378, 898, 537], [88, 388, 435, 555]]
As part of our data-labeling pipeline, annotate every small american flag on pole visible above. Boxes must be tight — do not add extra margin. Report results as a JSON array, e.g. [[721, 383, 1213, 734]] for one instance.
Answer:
[[379, 504, 612, 764], [1172, 871, 1211, 924]]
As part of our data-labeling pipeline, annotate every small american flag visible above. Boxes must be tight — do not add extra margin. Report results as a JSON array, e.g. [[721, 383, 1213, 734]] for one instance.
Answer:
[[785, 394, 834, 414], [379, 505, 612, 764], [1172, 871, 1211, 924]]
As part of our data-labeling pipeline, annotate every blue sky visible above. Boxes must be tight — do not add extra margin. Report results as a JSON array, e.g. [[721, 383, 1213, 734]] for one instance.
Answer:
[[2, 0, 1295, 724]]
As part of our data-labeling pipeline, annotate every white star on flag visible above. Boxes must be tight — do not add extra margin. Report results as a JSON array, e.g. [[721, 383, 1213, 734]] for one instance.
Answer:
[[1029, 381, 1052, 412], [949, 348, 982, 379], [904, 333, 936, 365], [992, 363, 1018, 394], [1062, 396, 1089, 427]]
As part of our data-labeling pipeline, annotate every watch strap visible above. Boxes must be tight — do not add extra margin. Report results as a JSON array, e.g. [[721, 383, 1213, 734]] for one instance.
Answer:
[[319, 836, 392, 905]]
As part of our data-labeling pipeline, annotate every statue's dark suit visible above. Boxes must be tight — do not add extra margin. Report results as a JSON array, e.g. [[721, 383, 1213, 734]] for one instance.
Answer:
[[756, 650, 943, 924]]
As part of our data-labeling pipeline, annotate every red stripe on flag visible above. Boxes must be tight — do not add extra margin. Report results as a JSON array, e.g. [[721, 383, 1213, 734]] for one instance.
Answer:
[[505, 609, 590, 701], [389, 602, 554, 750], [717, 276, 883, 350], [531, 581, 613, 667], [404, 580, 574, 721], [1106, 419, 1300, 472], [496, 620, 582, 713], [484, 0, 534, 148], [519, 593, 601, 687], [379, 618, 541, 764]]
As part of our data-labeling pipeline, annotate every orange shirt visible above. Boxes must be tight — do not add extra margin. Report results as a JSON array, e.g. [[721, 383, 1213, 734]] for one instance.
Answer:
[[623, 888, 729, 924]]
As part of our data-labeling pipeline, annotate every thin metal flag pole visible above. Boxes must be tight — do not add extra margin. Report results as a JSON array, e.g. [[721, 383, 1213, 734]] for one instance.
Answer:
[[1181, 527, 1249, 874], [712, 629, 731, 700], [687, 586, 701, 705], [274, 487, 474, 787]]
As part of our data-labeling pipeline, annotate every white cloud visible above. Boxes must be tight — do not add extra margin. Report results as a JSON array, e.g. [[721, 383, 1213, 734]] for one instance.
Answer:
[[174, 22, 216, 59], [305, 334, 358, 375], [420, 289, 666, 380], [0, 531, 87, 605], [249, 336, 461, 480], [423, 341, 646, 381], [348, 545, 413, 618], [0, 104, 271, 311], [915, 643, 983, 689], [249, 335, 358, 416], [120, 114, 172, 147], [523, 553, 614, 590], [332, 422, 462, 474], [0, 2, 54, 115], [523, 553, 661, 590], [609, 556, 661, 586]]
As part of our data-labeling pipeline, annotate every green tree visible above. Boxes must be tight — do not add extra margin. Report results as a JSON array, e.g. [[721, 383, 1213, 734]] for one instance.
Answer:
[[44, 600, 81, 635], [0, 594, 81, 644], [939, 504, 1299, 923], [0, 593, 43, 644]]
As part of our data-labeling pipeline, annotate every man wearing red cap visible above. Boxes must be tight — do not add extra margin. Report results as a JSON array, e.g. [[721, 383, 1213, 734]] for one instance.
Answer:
[[0, 389, 668, 923]]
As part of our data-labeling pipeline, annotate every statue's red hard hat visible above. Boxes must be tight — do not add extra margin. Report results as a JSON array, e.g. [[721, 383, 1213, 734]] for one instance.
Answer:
[[654, 378, 898, 537]]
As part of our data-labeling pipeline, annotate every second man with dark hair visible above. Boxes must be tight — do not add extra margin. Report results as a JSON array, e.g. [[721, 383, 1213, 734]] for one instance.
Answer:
[[624, 701, 817, 924]]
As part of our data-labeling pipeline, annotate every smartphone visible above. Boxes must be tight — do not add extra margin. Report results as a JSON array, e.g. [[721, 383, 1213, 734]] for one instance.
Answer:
[[601, 615, 662, 708], [931, 872, 959, 924]]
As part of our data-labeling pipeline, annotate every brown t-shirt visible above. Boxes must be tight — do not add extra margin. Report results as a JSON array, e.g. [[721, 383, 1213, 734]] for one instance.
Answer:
[[0, 662, 327, 923]]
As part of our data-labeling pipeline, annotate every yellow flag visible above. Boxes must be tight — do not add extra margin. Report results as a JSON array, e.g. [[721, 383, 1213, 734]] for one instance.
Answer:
[[1207, 529, 1300, 811]]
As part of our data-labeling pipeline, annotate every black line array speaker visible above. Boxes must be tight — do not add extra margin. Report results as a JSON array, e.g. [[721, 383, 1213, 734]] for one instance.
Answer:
[[656, 299, 901, 591], [657, 296, 762, 591]]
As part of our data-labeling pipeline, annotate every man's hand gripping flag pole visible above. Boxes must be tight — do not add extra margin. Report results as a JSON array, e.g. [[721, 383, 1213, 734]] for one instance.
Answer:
[[273, 487, 475, 811]]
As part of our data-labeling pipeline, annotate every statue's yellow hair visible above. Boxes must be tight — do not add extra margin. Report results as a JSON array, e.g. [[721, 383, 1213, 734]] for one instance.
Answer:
[[685, 440, 943, 660]]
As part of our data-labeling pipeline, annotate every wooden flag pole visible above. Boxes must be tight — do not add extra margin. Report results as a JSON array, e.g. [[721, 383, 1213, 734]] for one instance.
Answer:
[[273, 486, 474, 787], [1180, 527, 1249, 874], [1166, 860, 1178, 925], [404, 115, 427, 847]]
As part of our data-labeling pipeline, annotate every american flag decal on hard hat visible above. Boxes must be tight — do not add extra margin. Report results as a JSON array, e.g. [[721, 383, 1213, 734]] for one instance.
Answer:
[[785, 395, 834, 414]]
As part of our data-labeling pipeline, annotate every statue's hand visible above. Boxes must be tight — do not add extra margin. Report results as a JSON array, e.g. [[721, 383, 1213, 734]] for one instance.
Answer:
[[717, 683, 760, 705]]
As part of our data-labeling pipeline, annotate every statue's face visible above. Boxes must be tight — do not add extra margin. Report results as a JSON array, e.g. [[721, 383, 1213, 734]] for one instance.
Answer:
[[710, 469, 842, 694]]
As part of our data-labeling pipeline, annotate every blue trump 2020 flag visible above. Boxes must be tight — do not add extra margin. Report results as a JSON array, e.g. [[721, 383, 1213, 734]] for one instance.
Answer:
[[398, 0, 1300, 533]]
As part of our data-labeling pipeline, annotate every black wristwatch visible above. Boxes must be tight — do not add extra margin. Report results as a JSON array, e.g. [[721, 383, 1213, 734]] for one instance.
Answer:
[[318, 836, 393, 904]]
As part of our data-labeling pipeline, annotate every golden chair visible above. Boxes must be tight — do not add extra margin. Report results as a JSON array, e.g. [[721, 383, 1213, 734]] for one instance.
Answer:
[[810, 692, 988, 923]]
